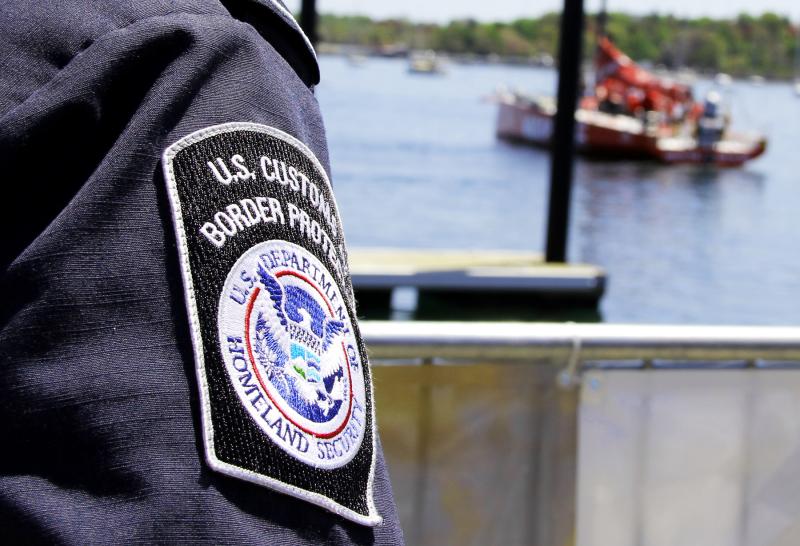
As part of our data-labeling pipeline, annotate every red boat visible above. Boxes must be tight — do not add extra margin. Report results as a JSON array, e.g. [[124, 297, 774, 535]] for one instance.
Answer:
[[496, 38, 767, 167]]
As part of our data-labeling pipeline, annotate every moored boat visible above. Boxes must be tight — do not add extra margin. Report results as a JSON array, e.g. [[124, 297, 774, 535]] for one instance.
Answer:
[[495, 38, 767, 167], [408, 50, 446, 75]]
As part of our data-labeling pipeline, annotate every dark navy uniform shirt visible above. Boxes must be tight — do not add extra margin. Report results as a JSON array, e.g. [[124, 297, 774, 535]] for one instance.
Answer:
[[0, 1, 403, 543]]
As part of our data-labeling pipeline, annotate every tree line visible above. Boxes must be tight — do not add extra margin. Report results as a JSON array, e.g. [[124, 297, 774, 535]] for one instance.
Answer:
[[319, 12, 800, 79]]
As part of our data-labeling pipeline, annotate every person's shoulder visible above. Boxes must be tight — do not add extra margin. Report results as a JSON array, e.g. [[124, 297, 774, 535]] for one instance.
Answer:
[[0, 0, 318, 116]]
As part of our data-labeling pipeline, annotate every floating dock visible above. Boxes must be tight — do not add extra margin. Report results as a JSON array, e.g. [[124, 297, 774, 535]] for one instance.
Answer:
[[347, 248, 606, 318]]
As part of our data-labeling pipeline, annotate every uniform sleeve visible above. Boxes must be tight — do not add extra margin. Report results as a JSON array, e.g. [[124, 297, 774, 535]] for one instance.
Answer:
[[0, 11, 403, 545]]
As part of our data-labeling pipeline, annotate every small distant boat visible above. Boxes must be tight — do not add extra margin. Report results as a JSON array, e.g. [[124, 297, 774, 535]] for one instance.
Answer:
[[408, 50, 445, 75], [714, 73, 733, 86], [346, 53, 367, 67], [495, 38, 767, 167], [537, 53, 554, 68]]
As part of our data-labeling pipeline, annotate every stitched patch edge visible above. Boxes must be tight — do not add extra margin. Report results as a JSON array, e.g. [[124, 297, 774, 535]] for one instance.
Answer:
[[162, 122, 381, 526]]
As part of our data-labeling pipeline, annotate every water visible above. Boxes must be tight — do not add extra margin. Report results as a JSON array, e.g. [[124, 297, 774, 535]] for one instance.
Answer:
[[316, 56, 800, 325]]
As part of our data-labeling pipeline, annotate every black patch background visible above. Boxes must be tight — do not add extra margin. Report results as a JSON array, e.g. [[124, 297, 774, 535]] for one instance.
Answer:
[[169, 127, 374, 517]]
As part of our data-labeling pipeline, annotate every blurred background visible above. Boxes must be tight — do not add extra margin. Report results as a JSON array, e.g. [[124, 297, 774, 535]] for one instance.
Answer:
[[287, 0, 800, 325], [285, 1, 800, 544]]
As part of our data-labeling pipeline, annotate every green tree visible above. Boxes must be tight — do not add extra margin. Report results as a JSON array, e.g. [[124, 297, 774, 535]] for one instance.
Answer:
[[317, 12, 798, 78]]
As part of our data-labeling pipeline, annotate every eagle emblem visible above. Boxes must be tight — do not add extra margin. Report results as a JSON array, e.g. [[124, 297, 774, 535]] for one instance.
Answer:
[[250, 264, 349, 424]]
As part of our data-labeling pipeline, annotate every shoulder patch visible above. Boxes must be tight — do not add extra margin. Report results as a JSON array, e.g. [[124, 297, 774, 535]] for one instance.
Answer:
[[162, 122, 380, 526]]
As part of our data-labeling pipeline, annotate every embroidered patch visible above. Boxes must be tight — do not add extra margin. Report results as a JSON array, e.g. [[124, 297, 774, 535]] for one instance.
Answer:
[[218, 240, 367, 469], [162, 123, 380, 526]]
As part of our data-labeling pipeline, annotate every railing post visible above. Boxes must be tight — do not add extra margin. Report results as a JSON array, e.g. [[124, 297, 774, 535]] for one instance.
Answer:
[[545, 0, 585, 263]]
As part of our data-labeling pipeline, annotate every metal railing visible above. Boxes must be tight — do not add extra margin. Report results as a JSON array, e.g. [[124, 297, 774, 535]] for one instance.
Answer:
[[362, 321, 800, 366]]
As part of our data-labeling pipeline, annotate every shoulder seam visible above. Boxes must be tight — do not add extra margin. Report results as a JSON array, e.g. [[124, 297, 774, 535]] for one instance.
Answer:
[[1, 11, 316, 124]]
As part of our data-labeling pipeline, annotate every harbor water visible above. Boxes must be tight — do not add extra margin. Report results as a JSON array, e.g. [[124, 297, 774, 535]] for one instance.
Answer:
[[316, 56, 800, 325]]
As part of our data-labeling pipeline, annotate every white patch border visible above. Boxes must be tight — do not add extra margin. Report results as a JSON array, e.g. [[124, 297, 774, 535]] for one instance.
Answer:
[[162, 122, 381, 526]]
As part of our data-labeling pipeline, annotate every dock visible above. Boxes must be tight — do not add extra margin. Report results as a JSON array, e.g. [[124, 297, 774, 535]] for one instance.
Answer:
[[348, 248, 606, 318]]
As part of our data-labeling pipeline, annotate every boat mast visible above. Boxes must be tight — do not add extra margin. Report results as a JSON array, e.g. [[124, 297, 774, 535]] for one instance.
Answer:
[[594, 0, 607, 86], [795, 20, 800, 91], [597, 0, 607, 40]]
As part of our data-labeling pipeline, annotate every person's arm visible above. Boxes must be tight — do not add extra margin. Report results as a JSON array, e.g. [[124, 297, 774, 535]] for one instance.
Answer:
[[0, 3, 402, 543]]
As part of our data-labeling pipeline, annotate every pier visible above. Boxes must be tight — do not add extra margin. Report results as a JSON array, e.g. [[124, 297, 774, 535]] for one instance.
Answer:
[[348, 248, 606, 316]]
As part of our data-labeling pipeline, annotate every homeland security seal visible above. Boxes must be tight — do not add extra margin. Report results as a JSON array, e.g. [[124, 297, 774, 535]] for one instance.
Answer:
[[218, 241, 366, 469], [161, 122, 380, 526]]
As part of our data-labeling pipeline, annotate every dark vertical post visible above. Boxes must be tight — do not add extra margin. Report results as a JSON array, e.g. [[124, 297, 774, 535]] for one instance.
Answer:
[[596, 0, 607, 41], [300, 0, 318, 47], [545, 0, 585, 263]]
